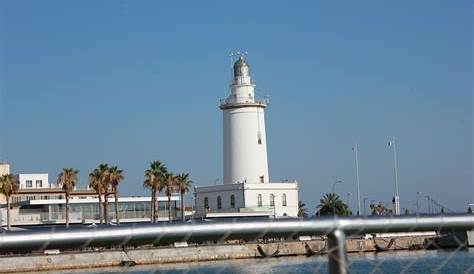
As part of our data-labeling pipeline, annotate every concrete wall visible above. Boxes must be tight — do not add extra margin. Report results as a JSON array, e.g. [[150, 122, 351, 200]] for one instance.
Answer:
[[0, 236, 432, 273]]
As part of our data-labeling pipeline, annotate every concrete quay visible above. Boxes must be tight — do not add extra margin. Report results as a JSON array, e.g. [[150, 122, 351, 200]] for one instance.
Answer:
[[0, 236, 434, 273]]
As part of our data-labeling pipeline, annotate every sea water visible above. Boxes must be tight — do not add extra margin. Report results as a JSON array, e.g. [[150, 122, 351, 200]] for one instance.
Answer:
[[33, 249, 474, 274]]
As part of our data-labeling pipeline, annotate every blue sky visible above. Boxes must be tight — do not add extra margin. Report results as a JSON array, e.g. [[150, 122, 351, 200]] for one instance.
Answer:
[[0, 1, 472, 212]]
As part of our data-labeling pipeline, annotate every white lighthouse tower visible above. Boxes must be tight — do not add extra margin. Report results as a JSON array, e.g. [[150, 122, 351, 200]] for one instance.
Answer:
[[221, 55, 269, 185], [194, 54, 299, 219]]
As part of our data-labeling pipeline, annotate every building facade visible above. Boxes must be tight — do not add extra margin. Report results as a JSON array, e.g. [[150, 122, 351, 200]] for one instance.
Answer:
[[195, 55, 299, 218], [1, 196, 180, 226], [0, 164, 182, 227], [15, 173, 51, 189]]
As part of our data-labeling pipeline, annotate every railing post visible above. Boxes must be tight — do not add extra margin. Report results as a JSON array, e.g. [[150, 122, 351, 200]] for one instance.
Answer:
[[328, 229, 349, 274]]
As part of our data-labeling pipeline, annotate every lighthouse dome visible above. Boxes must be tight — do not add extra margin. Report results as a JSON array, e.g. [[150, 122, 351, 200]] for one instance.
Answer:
[[233, 56, 251, 78]]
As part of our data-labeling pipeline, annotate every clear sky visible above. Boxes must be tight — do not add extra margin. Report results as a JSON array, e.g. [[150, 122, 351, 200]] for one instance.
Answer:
[[0, 1, 472, 213]]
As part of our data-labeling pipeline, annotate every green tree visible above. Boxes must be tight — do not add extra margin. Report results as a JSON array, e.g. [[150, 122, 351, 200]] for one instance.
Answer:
[[316, 193, 350, 216], [165, 173, 176, 222], [144, 160, 167, 223], [468, 207, 473, 214], [57, 168, 79, 228], [298, 201, 308, 218], [109, 166, 124, 224], [88, 169, 103, 224], [0, 174, 19, 230], [175, 173, 193, 222]]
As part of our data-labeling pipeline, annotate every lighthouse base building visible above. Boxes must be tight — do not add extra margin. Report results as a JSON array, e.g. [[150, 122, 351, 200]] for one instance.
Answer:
[[194, 55, 299, 218], [195, 182, 298, 218]]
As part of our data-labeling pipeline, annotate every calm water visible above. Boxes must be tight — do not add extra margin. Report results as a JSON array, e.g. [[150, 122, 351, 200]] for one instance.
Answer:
[[33, 249, 474, 274]]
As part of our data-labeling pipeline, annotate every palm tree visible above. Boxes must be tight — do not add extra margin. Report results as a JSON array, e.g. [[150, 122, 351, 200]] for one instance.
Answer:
[[97, 164, 111, 224], [165, 173, 176, 222], [298, 201, 308, 218], [143, 160, 167, 223], [175, 173, 192, 222], [89, 169, 103, 224], [0, 174, 19, 230], [109, 166, 124, 224], [57, 168, 79, 228], [316, 193, 350, 216]]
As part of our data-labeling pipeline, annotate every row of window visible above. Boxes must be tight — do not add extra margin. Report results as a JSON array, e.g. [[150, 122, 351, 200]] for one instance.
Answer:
[[25, 180, 43, 188], [203, 193, 287, 210], [204, 195, 236, 210], [257, 193, 286, 207]]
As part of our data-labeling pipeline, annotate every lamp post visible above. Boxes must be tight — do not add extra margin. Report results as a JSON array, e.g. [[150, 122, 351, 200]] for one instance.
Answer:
[[332, 180, 343, 215], [389, 137, 401, 215], [416, 192, 421, 215], [363, 198, 368, 216], [425, 195, 431, 214], [332, 180, 343, 193], [346, 193, 352, 215], [352, 143, 361, 216]]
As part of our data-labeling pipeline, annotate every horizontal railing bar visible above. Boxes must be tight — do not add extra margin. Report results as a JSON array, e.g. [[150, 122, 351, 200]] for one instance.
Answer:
[[0, 215, 473, 253]]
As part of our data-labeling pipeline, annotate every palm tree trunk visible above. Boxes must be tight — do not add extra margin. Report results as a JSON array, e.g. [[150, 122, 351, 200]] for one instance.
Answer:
[[65, 193, 70, 228], [6, 198, 11, 231], [103, 192, 108, 224], [168, 194, 172, 223], [114, 186, 120, 224], [150, 189, 155, 223], [98, 189, 103, 224], [181, 192, 185, 222], [154, 190, 160, 223]]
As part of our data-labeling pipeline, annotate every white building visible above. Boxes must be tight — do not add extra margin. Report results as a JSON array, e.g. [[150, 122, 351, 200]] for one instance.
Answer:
[[1, 195, 181, 226], [195, 55, 299, 218], [15, 173, 51, 189]]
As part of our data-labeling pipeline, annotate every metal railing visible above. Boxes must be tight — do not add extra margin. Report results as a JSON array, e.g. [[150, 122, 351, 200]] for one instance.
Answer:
[[219, 95, 269, 106], [0, 214, 473, 273]]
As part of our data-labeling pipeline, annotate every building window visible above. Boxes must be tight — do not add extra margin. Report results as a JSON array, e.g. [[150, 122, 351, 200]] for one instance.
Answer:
[[230, 195, 235, 208], [257, 132, 262, 145], [270, 194, 275, 207], [282, 194, 287, 206], [25, 180, 33, 188], [36, 180, 43, 188], [204, 197, 209, 210], [259, 176, 264, 183], [257, 194, 262, 207], [217, 196, 222, 209]]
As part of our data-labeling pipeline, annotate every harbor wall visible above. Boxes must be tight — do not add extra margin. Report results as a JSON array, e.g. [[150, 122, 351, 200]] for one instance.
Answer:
[[0, 236, 432, 273]]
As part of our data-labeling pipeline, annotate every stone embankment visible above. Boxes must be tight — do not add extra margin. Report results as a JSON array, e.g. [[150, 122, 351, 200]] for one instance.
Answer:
[[0, 236, 432, 273]]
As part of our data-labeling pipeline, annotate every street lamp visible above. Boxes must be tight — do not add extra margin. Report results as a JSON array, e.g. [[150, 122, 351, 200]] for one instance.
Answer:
[[424, 195, 431, 214], [352, 143, 362, 216], [346, 193, 352, 215], [332, 180, 343, 193], [388, 137, 401, 215], [363, 197, 369, 216], [331, 180, 342, 215], [416, 191, 421, 215]]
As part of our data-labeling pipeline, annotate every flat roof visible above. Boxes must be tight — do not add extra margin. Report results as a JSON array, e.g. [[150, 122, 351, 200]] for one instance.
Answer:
[[205, 211, 273, 218], [17, 195, 180, 206]]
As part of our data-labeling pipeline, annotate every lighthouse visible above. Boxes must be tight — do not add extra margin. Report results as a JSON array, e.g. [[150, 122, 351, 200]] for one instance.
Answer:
[[220, 56, 269, 185], [194, 54, 299, 219]]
